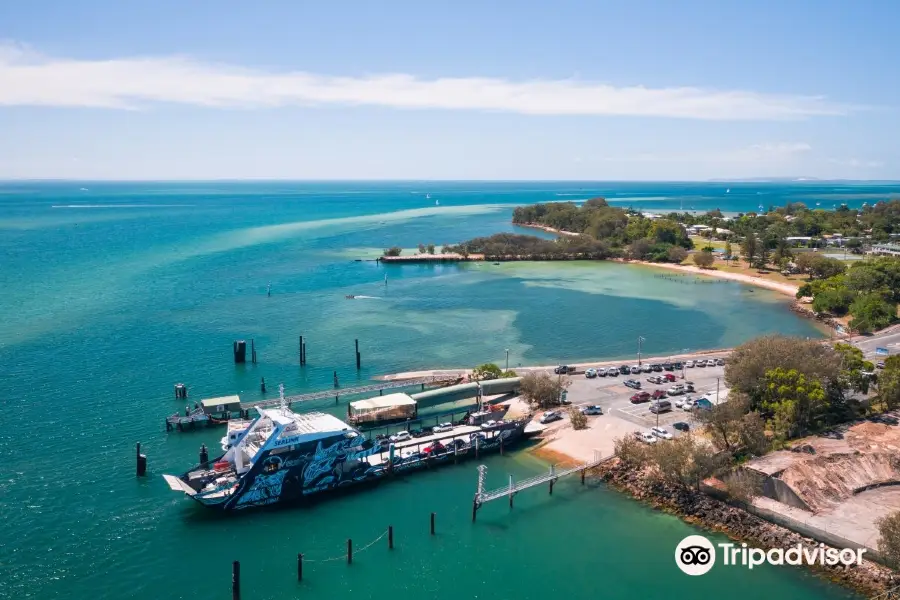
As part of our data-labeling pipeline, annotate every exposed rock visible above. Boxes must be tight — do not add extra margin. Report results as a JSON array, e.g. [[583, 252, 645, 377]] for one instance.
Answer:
[[595, 459, 894, 597]]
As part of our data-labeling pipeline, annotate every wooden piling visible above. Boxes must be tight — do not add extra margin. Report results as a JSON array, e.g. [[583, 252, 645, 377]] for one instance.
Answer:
[[388, 526, 394, 550], [251, 339, 257, 364], [299, 336, 305, 365], [355, 338, 361, 370], [232, 561, 241, 600], [430, 512, 435, 535], [549, 479, 554, 495], [297, 553, 303, 582], [472, 498, 478, 522], [260, 377, 266, 394], [581, 469, 586, 485], [333, 371, 339, 388], [136, 442, 147, 476], [500, 436, 504, 456], [347, 539, 353, 565], [233, 340, 247, 363]]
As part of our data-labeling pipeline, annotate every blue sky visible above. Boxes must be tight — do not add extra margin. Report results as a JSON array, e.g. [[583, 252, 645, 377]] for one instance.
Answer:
[[0, 0, 897, 180]]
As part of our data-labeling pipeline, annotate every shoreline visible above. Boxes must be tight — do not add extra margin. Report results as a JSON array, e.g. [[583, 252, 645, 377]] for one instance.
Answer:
[[586, 459, 895, 597], [617, 259, 801, 297], [514, 222, 582, 237]]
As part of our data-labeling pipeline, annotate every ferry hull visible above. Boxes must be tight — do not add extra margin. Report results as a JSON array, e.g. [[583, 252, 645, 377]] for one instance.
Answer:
[[179, 423, 527, 511]]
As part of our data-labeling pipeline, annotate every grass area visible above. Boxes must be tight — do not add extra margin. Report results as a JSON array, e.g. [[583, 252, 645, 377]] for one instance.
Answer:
[[689, 236, 729, 251]]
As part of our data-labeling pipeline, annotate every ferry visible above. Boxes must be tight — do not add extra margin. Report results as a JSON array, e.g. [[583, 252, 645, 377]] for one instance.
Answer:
[[163, 386, 528, 510]]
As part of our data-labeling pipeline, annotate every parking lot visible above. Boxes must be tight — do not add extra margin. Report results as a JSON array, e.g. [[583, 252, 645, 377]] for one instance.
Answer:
[[535, 356, 731, 457]]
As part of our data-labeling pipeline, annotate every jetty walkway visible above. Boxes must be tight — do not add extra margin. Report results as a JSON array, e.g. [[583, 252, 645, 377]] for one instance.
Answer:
[[240, 375, 460, 410], [472, 450, 613, 519]]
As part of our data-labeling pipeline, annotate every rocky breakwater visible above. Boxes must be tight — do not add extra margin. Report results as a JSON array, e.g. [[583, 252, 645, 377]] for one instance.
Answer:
[[594, 458, 896, 596]]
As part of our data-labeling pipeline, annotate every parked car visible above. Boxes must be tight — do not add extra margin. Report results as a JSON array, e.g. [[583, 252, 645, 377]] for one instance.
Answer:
[[422, 441, 446, 455], [581, 404, 603, 415], [433, 422, 454, 433], [630, 391, 651, 403], [682, 398, 696, 411], [684, 360, 695, 368], [469, 432, 487, 443], [685, 382, 695, 393], [667, 385, 686, 396], [647, 375, 662, 384], [445, 439, 467, 451], [650, 426, 673, 440], [641, 364, 652, 373], [715, 358, 725, 366], [695, 359, 707, 367], [651, 364, 663, 372], [554, 365, 575, 374], [876, 361, 886, 369], [597, 368, 607, 377], [389, 431, 412, 443], [673, 362, 684, 370], [585, 368, 597, 378], [630, 365, 641, 374], [481, 420, 499, 429], [649, 400, 672, 414], [673, 421, 690, 432], [607, 367, 619, 376], [410, 428, 429, 438], [651, 389, 668, 399], [663, 373, 677, 382], [662, 363, 674, 371], [540, 410, 563, 424], [706, 359, 717, 367], [634, 431, 657, 444], [624, 379, 642, 389], [674, 396, 689, 408], [618, 365, 631, 375]]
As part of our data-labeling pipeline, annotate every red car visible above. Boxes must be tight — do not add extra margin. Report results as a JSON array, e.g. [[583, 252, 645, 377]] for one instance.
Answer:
[[651, 389, 668, 399], [630, 391, 651, 403], [422, 441, 446, 455], [664, 373, 677, 382]]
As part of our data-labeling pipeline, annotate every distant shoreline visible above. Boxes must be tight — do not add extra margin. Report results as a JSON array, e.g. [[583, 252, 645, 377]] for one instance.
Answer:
[[618, 259, 800, 297]]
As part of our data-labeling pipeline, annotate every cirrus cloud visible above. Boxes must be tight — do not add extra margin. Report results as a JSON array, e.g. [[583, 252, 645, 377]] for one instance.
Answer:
[[0, 42, 859, 121]]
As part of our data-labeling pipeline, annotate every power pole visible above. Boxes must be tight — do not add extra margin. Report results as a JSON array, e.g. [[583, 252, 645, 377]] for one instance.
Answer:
[[638, 336, 645, 366]]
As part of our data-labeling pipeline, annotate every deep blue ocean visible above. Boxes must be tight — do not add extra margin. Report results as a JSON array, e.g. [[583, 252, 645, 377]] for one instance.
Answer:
[[1, 180, 884, 600]]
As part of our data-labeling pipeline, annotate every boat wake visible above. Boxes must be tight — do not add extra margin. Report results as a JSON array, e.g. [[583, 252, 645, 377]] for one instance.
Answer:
[[353, 295, 381, 300]]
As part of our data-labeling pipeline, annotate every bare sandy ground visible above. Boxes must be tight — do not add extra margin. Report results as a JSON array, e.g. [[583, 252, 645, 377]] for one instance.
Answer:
[[626, 260, 800, 297]]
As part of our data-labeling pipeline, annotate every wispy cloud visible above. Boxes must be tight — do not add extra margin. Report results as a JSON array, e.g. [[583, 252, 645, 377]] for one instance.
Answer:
[[0, 43, 858, 120], [827, 157, 885, 168], [593, 142, 813, 163]]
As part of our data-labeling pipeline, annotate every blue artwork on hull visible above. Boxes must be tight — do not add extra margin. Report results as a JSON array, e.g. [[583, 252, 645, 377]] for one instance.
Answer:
[[163, 404, 527, 511]]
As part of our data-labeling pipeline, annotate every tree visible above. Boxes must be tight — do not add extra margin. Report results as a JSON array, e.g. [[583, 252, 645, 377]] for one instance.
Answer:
[[741, 235, 759, 266], [426, 243, 436, 255], [811, 288, 854, 315], [834, 342, 874, 394], [878, 356, 900, 411], [667, 246, 688, 263], [876, 510, 900, 569], [724, 241, 733, 262], [626, 238, 652, 260], [471, 363, 502, 381], [614, 434, 650, 467], [568, 407, 588, 430], [692, 250, 715, 268], [849, 293, 896, 333], [725, 335, 841, 406], [417, 243, 427, 254], [383, 246, 402, 257], [771, 236, 793, 265], [760, 368, 827, 439], [519, 372, 570, 408]]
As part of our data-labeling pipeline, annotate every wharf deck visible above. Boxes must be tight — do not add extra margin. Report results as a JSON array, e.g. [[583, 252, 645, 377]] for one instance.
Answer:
[[239, 375, 459, 410]]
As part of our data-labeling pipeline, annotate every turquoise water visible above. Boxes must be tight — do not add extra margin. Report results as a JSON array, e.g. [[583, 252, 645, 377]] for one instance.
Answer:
[[0, 181, 868, 600]]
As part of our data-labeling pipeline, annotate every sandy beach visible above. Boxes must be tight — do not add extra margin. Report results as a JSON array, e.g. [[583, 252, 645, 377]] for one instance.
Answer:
[[515, 222, 582, 237], [624, 260, 800, 296]]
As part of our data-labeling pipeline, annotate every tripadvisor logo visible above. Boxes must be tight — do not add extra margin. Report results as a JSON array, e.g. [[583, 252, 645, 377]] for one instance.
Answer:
[[675, 535, 866, 576]]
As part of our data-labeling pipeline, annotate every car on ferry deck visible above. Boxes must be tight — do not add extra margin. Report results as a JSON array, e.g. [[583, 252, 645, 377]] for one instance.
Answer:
[[433, 422, 454, 433]]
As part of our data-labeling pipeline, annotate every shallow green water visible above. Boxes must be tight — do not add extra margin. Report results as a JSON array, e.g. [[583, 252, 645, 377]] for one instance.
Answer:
[[0, 181, 856, 599]]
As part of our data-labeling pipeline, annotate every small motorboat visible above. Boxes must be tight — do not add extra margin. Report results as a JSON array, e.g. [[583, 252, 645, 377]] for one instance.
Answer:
[[346, 294, 356, 299]]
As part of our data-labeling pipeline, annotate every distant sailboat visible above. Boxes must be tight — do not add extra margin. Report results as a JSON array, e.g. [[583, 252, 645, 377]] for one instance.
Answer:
[[726, 189, 730, 194], [816, 202, 821, 206], [426, 193, 431, 200], [758, 204, 765, 213], [435, 199, 439, 206]]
